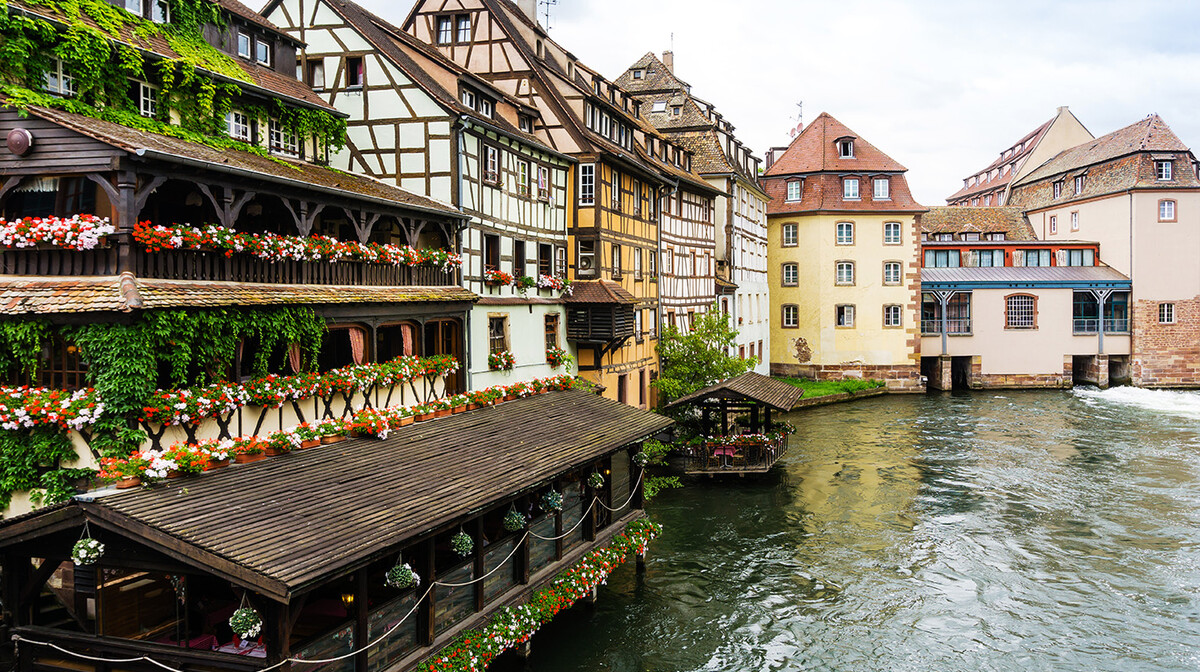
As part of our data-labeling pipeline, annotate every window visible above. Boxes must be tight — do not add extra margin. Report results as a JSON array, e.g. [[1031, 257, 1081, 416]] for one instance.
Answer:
[[555, 246, 566, 276], [135, 82, 158, 118], [838, 138, 854, 158], [997, 191, 1006, 206], [975, 249, 1003, 267], [611, 171, 621, 210], [1022, 249, 1051, 267], [782, 263, 798, 286], [883, 261, 902, 284], [786, 180, 802, 202], [1159, 303, 1176, 324], [456, 15, 471, 42], [1070, 211, 1079, 231], [536, 166, 549, 200], [461, 90, 476, 108], [962, 232, 980, 242], [651, 101, 666, 113], [632, 180, 642, 215], [836, 304, 855, 328], [519, 115, 532, 132], [483, 145, 499, 184], [1053, 181, 1063, 199], [345, 56, 363, 87], [782, 223, 798, 247], [634, 309, 643, 341], [611, 244, 622, 276], [987, 232, 1006, 241], [268, 119, 298, 156], [580, 163, 595, 205], [44, 59, 76, 96], [437, 17, 453, 44], [488, 315, 508, 354], [781, 304, 798, 328], [513, 240, 526, 277], [924, 249, 961, 268], [1074, 175, 1085, 194], [873, 178, 890, 200], [883, 221, 901, 245], [617, 374, 628, 404], [634, 248, 643, 279], [843, 178, 860, 200], [883, 304, 902, 328], [577, 240, 596, 277], [1064, 248, 1095, 266], [516, 160, 530, 197], [1156, 160, 1174, 181], [836, 221, 854, 245], [307, 60, 325, 89], [255, 39, 271, 66], [648, 252, 656, 279], [482, 234, 500, 271], [237, 32, 251, 59], [1160, 199, 1177, 221], [1049, 215, 1057, 234], [538, 243, 553, 277], [225, 110, 250, 141], [545, 314, 560, 350], [479, 98, 493, 117], [835, 261, 855, 285], [1005, 294, 1036, 329]]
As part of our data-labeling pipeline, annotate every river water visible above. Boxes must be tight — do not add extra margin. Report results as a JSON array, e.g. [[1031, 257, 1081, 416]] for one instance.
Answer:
[[513, 387, 1200, 671]]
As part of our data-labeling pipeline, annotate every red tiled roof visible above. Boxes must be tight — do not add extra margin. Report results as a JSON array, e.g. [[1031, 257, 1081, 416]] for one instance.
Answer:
[[919, 207, 1036, 240], [763, 112, 907, 176], [563, 280, 637, 304], [1017, 114, 1190, 185], [764, 172, 924, 215], [945, 117, 1052, 203]]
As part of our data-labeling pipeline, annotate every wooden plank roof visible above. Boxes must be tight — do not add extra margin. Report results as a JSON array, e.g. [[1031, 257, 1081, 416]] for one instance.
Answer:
[[663, 372, 804, 412], [41, 389, 672, 599]]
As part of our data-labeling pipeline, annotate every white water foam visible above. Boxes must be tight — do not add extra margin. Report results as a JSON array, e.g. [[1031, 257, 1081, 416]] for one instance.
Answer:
[[1073, 385, 1200, 420]]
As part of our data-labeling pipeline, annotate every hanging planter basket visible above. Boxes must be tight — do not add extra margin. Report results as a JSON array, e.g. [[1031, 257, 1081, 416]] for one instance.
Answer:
[[385, 562, 420, 590], [450, 531, 474, 557], [587, 472, 606, 489], [502, 508, 526, 532], [72, 538, 105, 566], [540, 489, 563, 512], [632, 452, 650, 468], [229, 607, 263, 639]]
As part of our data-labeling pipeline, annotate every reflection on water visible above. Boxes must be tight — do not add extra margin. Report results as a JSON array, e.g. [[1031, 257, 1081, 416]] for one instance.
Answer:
[[508, 388, 1200, 672]]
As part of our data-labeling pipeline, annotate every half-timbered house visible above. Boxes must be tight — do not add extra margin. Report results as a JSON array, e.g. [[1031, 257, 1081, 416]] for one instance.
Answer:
[[616, 52, 770, 371], [262, 0, 576, 389]]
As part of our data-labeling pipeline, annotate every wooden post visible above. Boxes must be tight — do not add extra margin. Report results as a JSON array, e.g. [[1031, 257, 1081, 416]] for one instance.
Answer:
[[720, 398, 729, 435], [750, 404, 759, 433], [554, 480, 564, 561], [473, 518, 485, 613], [419, 541, 435, 646], [355, 569, 369, 672]]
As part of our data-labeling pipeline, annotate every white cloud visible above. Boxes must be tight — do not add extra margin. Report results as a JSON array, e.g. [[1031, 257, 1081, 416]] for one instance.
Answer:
[[353, 0, 1200, 204]]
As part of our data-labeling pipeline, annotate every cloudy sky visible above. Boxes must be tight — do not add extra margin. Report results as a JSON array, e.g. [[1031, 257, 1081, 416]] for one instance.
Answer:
[[361, 0, 1200, 205]]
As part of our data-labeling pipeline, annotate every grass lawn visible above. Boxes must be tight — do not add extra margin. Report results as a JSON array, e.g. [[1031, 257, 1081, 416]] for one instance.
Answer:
[[777, 377, 886, 398]]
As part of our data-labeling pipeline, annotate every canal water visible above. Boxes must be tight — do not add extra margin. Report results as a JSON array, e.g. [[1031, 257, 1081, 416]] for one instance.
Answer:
[[514, 387, 1200, 671]]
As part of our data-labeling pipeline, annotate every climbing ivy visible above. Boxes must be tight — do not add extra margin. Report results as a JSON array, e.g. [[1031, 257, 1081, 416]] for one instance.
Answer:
[[0, 428, 78, 510], [0, 318, 50, 379]]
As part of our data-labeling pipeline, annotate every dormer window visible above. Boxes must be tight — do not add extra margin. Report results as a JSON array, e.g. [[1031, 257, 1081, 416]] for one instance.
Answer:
[[519, 115, 532, 132], [838, 138, 854, 158], [237, 32, 251, 59], [461, 90, 476, 108], [843, 177, 860, 200], [633, 69, 645, 80], [1053, 180, 1063, 198], [44, 59, 76, 97], [479, 98, 493, 118], [873, 177, 889, 200], [225, 110, 250, 141], [269, 119, 299, 157], [652, 101, 666, 113], [671, 106, 681, 116], [786, 180, 802, 202], [131, 81, 158, 118], [123, 0, 168, 22], [1156, 160, 1174, 180], [255, 40, 271, 66], [1074, 175, 1085, 194]]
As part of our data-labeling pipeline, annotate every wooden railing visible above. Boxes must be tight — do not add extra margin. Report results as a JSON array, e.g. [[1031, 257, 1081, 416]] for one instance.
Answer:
[[14, 626, 267, 672], [687, 435, 788, 473], [0, 244, 459, 287]]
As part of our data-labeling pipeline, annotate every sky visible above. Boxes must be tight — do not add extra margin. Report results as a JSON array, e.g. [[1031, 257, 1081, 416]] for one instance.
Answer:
[[357, 0, 1200, 205]]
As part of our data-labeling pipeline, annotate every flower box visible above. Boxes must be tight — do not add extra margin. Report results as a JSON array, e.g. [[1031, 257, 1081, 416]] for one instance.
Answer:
[[207, 458, 229, 470], [451, 404, 466, 414], [299, 439, 321, 450], [115, 476, 141, 489], [166, 470, 182, 479], [415, 412, 435, 422], [434, 408, 451, 419], [398, 415, 414, 427], [467, 403, 480, 411], [503, 394, 516, 402], [264, 446, 289, 456], [234, 453, 266, 464], [320, 435, 346, 445]]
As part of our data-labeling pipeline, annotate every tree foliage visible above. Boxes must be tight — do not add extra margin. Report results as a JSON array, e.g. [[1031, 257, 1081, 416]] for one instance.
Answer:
[[652, 306, 756, 403]]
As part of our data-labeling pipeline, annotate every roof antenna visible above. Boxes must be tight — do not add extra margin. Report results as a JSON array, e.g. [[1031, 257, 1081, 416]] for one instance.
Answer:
[[788, 101, 803, 138], [540, 0, 557, 30]]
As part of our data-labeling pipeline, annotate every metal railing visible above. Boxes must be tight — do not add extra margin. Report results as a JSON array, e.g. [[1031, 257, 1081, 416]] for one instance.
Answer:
[[921, 318, 972, 335], [1074, 318, 1129, 334]]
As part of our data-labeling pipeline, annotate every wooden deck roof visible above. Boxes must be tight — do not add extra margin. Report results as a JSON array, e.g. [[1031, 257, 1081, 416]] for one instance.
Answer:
[[4, 389, 671, 600], [663, 372, 804, 412]]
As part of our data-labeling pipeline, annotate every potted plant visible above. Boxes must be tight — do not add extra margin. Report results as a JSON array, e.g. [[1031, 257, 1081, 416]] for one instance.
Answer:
[[483, 268, 515, 287], [488, 350, 516, 372], [503, 508, 526, 532], [385, 562, 420, 590], [450, 531, 474, 557], [233, 436, 267, 463], [265, 430, 297, 456], [587, 472, 606, 489], [294, 422, 322, 449], [205, 439, 232, 469], [98, 454, 148, 489], [540, 489, 563, 513], [229, 606, 262, 640], [432, 399, 452, 419], [318, 420, 348, 444], [449, 394, 469, 414], [165, 443, 209, 475], [413, 404, 435, 422], [72, 537, 105, 566], [513, 275, 536, 295]]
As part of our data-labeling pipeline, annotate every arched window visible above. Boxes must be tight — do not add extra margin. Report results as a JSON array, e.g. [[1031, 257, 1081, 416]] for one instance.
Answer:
[[1005, 294, 1037, 329]]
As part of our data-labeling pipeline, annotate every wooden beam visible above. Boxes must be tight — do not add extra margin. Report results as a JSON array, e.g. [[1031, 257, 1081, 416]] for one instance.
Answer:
[[354, 569, 368, 672]]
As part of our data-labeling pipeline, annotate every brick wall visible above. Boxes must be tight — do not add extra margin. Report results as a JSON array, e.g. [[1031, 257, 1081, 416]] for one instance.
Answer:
[[1131, 295, 1200, 387], [771, 362, 925, 392]]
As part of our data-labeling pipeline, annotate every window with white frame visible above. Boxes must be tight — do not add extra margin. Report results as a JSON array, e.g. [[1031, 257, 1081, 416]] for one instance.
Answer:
[[579, 163, 595, 205], [479, 98, 493, 118], [634, 248, 642, 279], [456, 15, 471, 42], [1159, 302, 1175, 324], [782, 223, 798, 247], [516, 160, 530, 197], [836, 304, 855, 327], [883, 221, 901, 245], [836, 221, 854, 245], [268, 119, 298, 156], [835, 261, 854, 285], [483, 145, 499, 184], [437, 17, 453, 44], [1006, 294, 1036, 329], [782, 262, 798, 286], [236, 32, 251, 59], [873, 177, 890, 200], [1070, 211, 1079, 231], [1160, 199, 1176, 221], [537, 166, 549, 201], [556, 246, 567, 276], [883, 261, 901, 284], [838, 138, 854, 157], [1053, 181, 1063, 198], [781, 304, 798, 328], [651, 101, 666, 113], [461, 90, 476, 108], [611, 244, 622, 276], [786, 180, 802, 202], [843, 178, 860, 200], [136, 82, 158, 118], [255, 39, 271, 66], [1050, 215, 1058, 234], [44, 59, 76, 96], [611, 171, 621, 210], [883, 304, 902, 327], [1156, 160, 1174, 181], [1074, 175, 1085, 194], [225, 110, 250, 141]]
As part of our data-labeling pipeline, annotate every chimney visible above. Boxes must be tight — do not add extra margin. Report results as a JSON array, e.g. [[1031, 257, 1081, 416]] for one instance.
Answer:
[[765, 147, 788, 170], [662, 50, 674, 73], [516, 0, 537, 23], [1057, 105, 1069, 115]]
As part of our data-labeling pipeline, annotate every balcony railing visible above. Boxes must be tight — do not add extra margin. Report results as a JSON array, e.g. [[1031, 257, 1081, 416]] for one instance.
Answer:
[[1, 245, 459, 287], [921, 318, 972, 335], [1073, 318, 1129, 334]]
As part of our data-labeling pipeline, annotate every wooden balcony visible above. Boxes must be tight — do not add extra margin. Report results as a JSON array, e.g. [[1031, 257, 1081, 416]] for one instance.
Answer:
[[566, 305, 635, 343], [0, 244, 459, 287], [685, 434, 790, 476]]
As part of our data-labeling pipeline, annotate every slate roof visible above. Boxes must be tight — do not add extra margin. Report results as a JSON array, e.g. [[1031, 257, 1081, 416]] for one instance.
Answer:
[[12, 389, 673, 597], [673, 130, 737, 175], [613, 52, 690, 95], [563, 280, 637, 304], [663, 372, 804, 412], [946, 117, 1053, 203], [0, 275, 476, 314], [921, 265, 1131, 287], [920, 207, 1036, 240], [17, 104, 461, 218], [7, 0, 330, 112], [1017, 115, 1189, 184]]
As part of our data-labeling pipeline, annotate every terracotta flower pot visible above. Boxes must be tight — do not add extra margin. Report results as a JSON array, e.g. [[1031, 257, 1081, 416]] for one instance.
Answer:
[[264, 446, 289, 456], [415, 412, 435, 422], [234, 453, 266, 464], [349, 429, 364, 439], [451, 405, 467, 414], [398, 416, 414, 427], [115, 476, 141, 489], [503, 394, 516, 402], [320, 435, 346, 445], [299, 439, 321, 449], [434, 408, 451, 418], [166, 470, 182, 479], [207, 458, 229, 470], [467, 403, 480, 411]]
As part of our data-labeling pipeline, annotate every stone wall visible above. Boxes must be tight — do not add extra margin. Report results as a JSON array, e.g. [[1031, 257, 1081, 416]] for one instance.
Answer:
[[1131, 296, 1200, 387], [966, 355, 1072, 389], [771, 363, 925, 392]]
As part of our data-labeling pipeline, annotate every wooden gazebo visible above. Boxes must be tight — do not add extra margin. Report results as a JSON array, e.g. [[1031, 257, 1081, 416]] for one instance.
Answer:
[[664, 372, 803, 475]]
